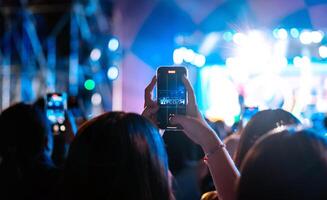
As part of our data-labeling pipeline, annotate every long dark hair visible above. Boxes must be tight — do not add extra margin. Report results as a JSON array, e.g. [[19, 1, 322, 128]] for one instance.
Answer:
[[234, 109, 300, 167], [237, 127, 327, 200], [61, 112, 173, 200]]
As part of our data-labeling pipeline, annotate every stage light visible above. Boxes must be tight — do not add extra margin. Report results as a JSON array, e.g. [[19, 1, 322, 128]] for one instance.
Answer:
[[225, 57, 235, 67], [300, 30, 312, 45], [84, 79, 95, 90], [91, 93, 102, 106], [108, 38, 119, 51], [293, 56, 302, 67], [234, 30, 270, 74], [60, 125, 66, 132], [311, 31, 324, 43], [273, 28, 279, 39], [199, 32, 220, 55], [192, 54, 206, 67], [290, 28, 300, 38], [53, 125, 59, 132], [107, 66, 119, 80], [184, 49, 195, 63], [277, 28, 288, 40], [90, 48, 101, 61], [173, 48, 184, 64], [294, 56, 311, 67], [223, 31, 233, 42], [233, 32, 246, 45], [319, 46, 327, 58]]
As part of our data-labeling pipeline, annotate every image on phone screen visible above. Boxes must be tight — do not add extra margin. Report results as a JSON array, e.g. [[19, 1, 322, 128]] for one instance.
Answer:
[[157, 67, 187, 129], [46, 93, 67, 134]]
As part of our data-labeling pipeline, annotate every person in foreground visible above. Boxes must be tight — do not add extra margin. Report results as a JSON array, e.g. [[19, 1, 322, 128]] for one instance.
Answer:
[[60, 112, 174, 200], [0, 103, 60, 200], [143, 76, 240, 200], [237, 126, 327, 200], [143, 75, 327, 200]]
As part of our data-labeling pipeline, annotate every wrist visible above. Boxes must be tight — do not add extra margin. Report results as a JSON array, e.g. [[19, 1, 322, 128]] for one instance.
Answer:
[[201, 129, 224, 154]]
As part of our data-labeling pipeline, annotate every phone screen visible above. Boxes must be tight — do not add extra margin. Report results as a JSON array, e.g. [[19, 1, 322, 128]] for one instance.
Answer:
[[242, 106, 259, 126], [157, 66, 187, 129], [46, 93, 67, 134]]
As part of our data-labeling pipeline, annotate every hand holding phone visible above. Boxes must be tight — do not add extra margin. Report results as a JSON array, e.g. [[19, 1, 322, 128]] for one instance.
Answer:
[[45, 93, 67, 135]]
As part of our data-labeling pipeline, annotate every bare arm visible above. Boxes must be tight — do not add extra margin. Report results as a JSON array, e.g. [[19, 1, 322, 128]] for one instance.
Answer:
[[142, 75, 240, 200]]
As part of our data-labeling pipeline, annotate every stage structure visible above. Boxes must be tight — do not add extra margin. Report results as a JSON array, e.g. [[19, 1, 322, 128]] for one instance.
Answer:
[[0, 0, 118, 116]]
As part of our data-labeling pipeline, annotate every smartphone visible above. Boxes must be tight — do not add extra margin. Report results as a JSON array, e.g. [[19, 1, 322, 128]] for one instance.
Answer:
[[242, 106, 259, 126], [157, 66, 187, 130], [45, 93, 67, 135]]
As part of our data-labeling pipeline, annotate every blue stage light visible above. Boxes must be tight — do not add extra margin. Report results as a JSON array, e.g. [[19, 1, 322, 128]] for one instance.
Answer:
[[290, 28, 300, 38], [108, 38, 119, 51], [107, 66, 119, 80], [223, 31, 233, 42], [90, 48, 101, 61]]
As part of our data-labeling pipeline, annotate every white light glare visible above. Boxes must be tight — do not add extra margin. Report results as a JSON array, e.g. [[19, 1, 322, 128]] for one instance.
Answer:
[[192, 54, 206, 67], [299, 31, 312, 45], [91, 93, 102, 106], [277, 28, 288, 40], [311, 31, 324, 43], [108, 38, 120, 51], [173, 48, 185, 64], [319, 46, 327, 58], [90, 48, 101, 61], [293, 56, 311, 67], [233, 32, 246, 45], [184, 49, 196, 62], [107, 66, 119, 80]]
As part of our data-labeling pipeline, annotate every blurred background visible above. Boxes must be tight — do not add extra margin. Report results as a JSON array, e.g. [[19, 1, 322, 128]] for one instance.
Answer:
[[1, 0, 327, 133]]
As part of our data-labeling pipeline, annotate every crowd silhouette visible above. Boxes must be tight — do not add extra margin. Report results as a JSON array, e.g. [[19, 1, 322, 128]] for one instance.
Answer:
[[1, 76, 327, 200]]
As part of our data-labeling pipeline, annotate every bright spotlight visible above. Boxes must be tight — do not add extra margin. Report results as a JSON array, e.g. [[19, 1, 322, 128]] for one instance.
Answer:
[[60, 125, 66, 132], [183, 49, 195, 63], [311, 31, 324, 43], [108, 38, 119, 51], [290, 28, 300, 38], [223, 31, 233, 42], [293, 56, 302, 67], [192, 54, 206, 67], [90, 48, 101, 61], [300, 31, 312, 45], [277, 28, 288, 40], [107, 66, 119, 80], [91, 93, 102, 106], [319, 46, 327, 58], [173, 48, 184, 64], [233, 32, 246, 45], [294, 56, 311, 67]]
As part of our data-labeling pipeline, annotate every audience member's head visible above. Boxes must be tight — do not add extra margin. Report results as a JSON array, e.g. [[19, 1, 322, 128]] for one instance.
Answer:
[[237, 127, 327, 200], [0, 102, 57, 200], [62, 112, 173, 200], [0, 102, 52, 163], [234, 109, 300, 167]]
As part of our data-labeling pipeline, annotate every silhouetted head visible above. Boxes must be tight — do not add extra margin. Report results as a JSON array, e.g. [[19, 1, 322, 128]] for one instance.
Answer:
[[237, 127, 327, 200], [0, 102, 52, 162], [235, 109, 300, 167], [62, 112, 173, 200]]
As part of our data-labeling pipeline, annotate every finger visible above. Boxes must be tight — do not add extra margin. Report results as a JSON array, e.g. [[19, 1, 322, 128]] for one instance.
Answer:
[[182, 76, 196, 105], [170, 115, 191, 128], [146, 104, 159, 115], [144, 76, 157, 107]]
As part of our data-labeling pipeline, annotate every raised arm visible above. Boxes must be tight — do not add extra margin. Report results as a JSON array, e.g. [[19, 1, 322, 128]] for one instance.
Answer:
[[170, 76, 240, 200], [142, 75, 240, 200]]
